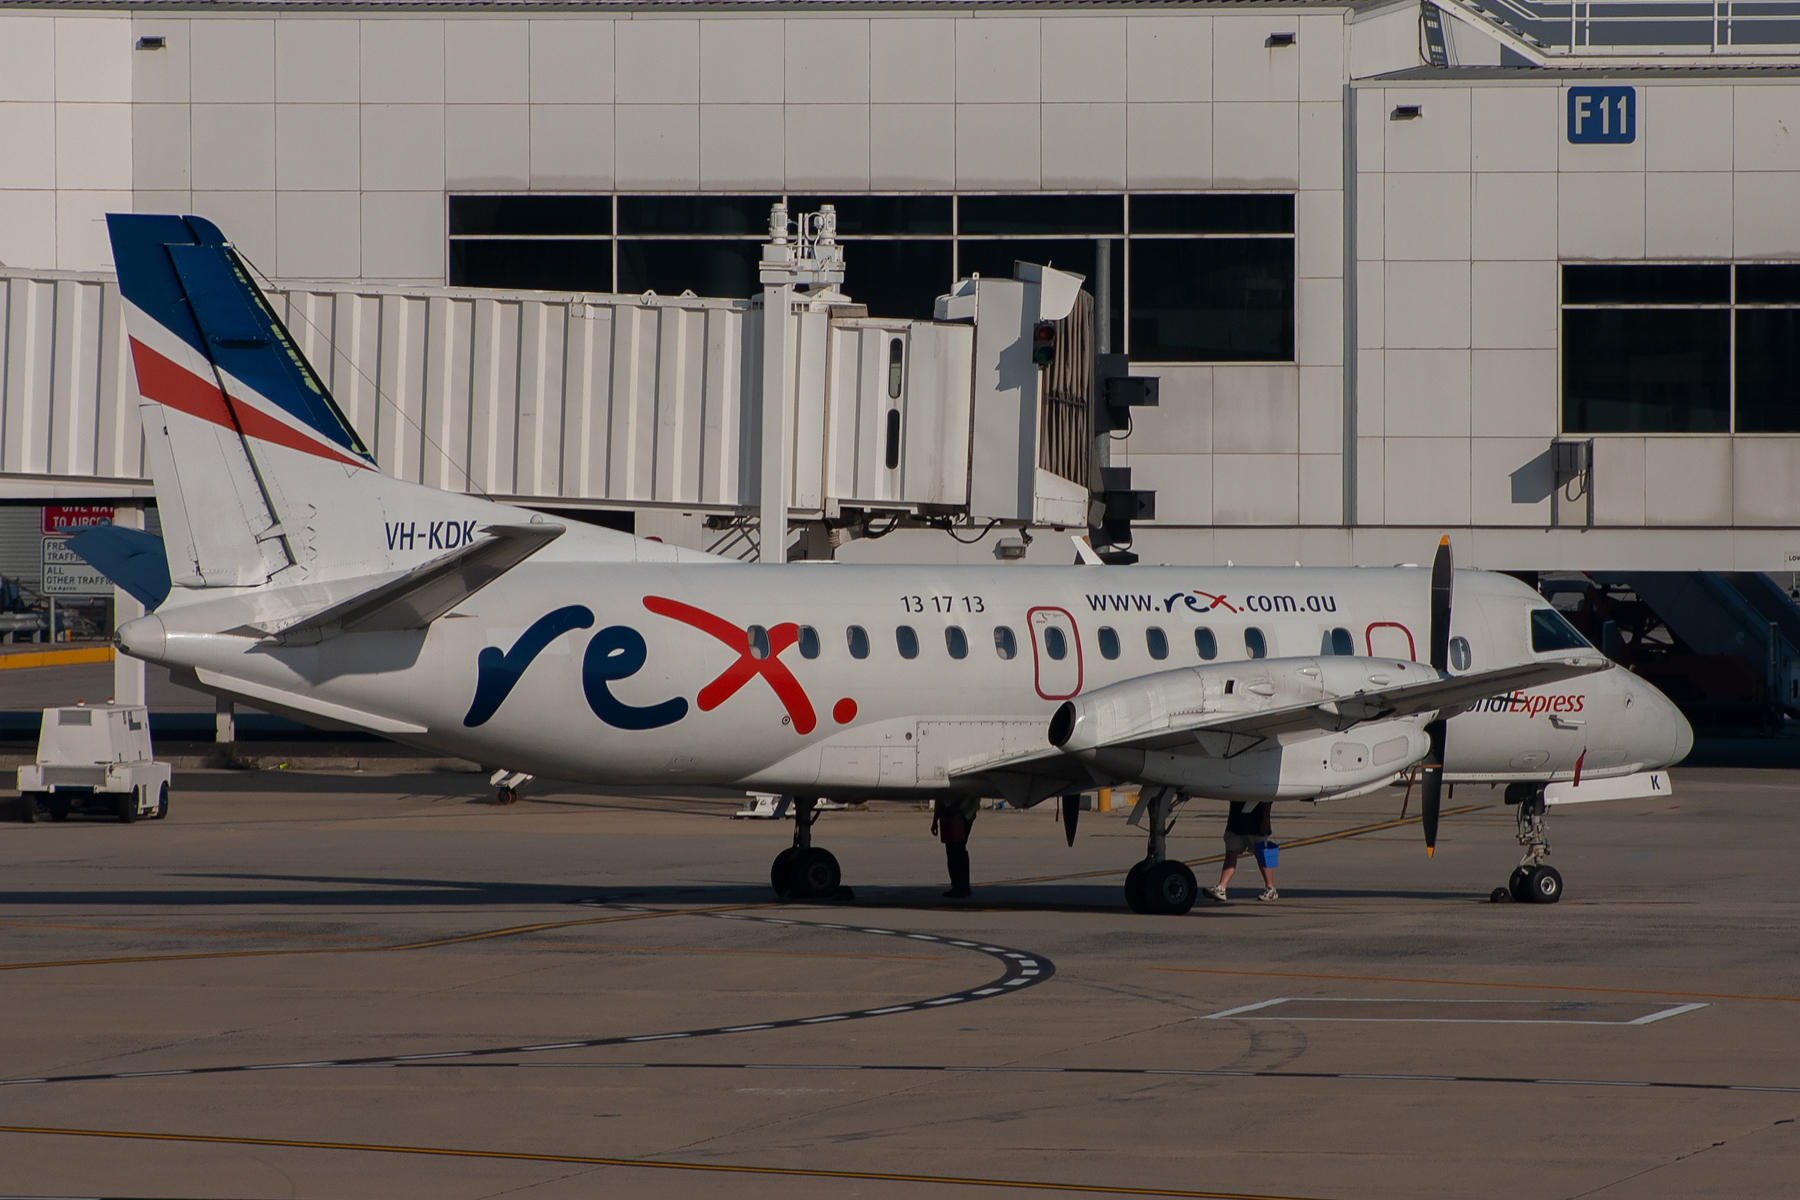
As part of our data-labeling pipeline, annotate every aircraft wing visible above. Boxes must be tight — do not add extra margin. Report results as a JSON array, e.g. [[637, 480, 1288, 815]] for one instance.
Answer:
[[257, 522, 563, 642], [951, 654, 1609, 796]]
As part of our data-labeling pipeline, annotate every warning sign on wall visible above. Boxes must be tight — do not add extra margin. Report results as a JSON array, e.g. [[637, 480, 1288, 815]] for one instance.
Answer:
[[42, 506, 114, 536]]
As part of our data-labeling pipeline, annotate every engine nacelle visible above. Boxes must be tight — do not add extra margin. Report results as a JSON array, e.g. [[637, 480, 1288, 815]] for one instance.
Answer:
[[1048, 656, 1436, 799]]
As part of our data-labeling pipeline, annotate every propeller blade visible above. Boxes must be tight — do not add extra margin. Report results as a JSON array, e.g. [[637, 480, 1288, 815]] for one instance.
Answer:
[[1421, 720, 1446, 855], [1062, 793, 1081, 846], [1424, 536, 1453, 856], [1429, 535, 1454, 673]]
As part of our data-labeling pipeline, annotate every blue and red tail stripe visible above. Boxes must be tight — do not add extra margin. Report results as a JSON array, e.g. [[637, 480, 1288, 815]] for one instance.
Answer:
[[107, 213, 373, 467]]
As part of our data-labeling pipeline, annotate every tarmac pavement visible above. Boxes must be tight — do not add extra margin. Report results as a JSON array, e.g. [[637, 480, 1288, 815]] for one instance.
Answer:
[[1, 767, 1797, 1199]]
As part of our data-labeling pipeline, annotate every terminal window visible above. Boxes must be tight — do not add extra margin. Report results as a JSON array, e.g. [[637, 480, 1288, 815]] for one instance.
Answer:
[[447, 193, 1295, 364], [1563, 263, 1800, 433]]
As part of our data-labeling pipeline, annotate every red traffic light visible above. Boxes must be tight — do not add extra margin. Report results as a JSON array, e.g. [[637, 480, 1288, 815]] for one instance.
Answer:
[[1032, 321, 1057, 367]]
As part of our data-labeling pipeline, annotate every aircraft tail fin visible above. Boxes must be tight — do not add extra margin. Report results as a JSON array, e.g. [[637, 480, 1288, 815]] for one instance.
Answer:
[[107, 213, 549, 601]]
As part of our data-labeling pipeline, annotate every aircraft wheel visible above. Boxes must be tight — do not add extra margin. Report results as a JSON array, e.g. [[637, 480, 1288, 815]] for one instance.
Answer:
[[770, 847, 799, 898], [48, 795, 69, 821], [117, 792, 138, 823], [790, 848, 842, 899], [154, 782, 169, 820], [1124, 860, 1152, 914], [1143, 861, 1197, 916], [1508, 866, 1534, 904], [1527, 865, 1563, 904]]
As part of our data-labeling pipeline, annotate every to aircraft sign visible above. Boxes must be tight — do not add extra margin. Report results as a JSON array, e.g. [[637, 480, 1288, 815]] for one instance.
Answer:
[[42, 506, 114, 535]]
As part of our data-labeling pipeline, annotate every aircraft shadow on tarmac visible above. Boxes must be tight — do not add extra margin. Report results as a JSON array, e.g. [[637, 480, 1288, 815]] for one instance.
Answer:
[[0, 870, 1480, 910]]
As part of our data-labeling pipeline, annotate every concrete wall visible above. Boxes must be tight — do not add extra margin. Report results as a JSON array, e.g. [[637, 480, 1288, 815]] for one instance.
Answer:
[[1355, 76, 1800, 556]]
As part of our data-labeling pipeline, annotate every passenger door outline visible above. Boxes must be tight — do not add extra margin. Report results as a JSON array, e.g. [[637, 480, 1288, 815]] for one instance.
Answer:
[[1028, 606, 1083, 700], [1365, 621, 1417, 661]]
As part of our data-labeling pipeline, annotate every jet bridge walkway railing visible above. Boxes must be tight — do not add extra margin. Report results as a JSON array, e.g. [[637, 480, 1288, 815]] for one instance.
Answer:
[[1430, 0, 1800, 64]]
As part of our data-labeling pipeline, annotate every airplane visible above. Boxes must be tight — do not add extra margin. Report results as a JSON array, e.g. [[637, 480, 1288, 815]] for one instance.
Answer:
[[84, 213, 1693, 916]]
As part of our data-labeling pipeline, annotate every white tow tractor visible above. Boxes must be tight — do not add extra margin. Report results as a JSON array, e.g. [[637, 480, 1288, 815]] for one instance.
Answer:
[[17, 705, 171, 823]]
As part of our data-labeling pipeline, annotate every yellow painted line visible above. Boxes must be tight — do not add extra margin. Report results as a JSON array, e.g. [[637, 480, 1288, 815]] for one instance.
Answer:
[[1146, 965, 1800, 1005], [0, 904, 764, 973], [0, 1125, 1327, 1199], [983, 805, 1490, 888], [0, 646, 113, 670]]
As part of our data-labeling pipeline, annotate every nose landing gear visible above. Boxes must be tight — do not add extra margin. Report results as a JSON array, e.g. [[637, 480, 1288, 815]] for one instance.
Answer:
[[1123, 787, 1196, 915], [1490, 784, 1562, 904], [769, 796, 852, 902]]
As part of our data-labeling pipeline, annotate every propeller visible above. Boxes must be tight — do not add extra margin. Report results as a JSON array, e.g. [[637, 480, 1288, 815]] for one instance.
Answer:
[[1421, 536, 1453, 856], [1062, 793, 1081, 846]]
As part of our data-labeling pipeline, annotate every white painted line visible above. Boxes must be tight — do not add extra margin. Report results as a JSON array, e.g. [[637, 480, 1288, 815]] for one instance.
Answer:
[[972, 988, 1003, 995], [246, 1062, 334, 1070], [799, 1015, 850, 1024], [1630, 1002, 1710, 1025], [1535, 1079, 1650, 1087], [393, 1052, 471, 1060], [625, 1034, 687, 1042], [865, 1006, 915, 1015], [1203, 998, 1294, 1019], [721, 1024, 774, 1033], [520, 1043, 585, 1051], [925, 997, 964, 1005], [113, 1070, 194, 1078], [1340, 1073, 1457, 1081]]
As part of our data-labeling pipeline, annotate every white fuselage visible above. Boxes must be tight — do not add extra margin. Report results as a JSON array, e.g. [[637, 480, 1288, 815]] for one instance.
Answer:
[[126, 552, 1692, 800]]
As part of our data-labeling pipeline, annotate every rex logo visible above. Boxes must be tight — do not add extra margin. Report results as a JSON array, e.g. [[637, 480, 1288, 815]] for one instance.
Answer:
[[462, 598, 856, 733]]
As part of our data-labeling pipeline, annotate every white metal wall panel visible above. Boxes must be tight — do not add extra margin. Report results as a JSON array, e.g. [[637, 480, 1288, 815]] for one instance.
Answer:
[[0, 269, 970, 522]]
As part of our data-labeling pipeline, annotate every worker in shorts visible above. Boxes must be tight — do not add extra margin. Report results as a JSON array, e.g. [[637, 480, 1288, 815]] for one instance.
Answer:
[[1207, 800, 1277, 901]]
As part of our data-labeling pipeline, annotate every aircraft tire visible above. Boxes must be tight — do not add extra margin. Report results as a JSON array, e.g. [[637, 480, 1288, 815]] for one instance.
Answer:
[[1144, 861, 1197, 916], [788, 847, 841, 900], [770, 847, 799, 898], [1508, 866, 1534, 903], [1124, 860, 1152, 914], [1527, 865, 1563, 904]]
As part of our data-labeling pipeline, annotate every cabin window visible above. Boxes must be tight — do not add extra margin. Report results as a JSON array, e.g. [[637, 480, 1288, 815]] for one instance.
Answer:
[[1321, 627, 1353, 656], [994, 626, 1018, 659], [1098, 626, 1121, 660], [896, 625, 920, 659], [1043, 626, 1068, 660], [746, 625, 771, 660], [1195, 628, 1218, 660], [846, 625, 870, 659], [1530, 609, 1590, 653], [797, 625, 820, 659], [1449, 635, 1472, 670], [945, 626, 968, 659], [1146, 627, 1169, 660], [1244, 628, 1267, 659]]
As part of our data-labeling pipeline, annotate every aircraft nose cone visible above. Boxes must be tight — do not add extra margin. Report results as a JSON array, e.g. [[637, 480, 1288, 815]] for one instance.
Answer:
[[1668, 698, 1695, 766], [115, 614, 166, 663]]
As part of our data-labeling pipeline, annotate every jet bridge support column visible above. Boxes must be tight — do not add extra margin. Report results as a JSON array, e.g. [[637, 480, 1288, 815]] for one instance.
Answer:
[[757, 203, 844, 564]]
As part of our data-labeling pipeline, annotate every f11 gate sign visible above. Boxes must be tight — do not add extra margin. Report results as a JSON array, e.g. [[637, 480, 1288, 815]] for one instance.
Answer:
[[1568, 87, 1635, 144]]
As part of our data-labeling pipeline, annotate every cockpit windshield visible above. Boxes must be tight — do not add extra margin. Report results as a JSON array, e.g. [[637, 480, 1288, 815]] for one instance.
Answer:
[[1530, 608, 1591, 653]]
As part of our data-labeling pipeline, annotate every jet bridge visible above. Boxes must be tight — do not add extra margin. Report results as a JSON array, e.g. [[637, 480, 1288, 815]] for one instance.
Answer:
[[0, 206, 1094, 561]]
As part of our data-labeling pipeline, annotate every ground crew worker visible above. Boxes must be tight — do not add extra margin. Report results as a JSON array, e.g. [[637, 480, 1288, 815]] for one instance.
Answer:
[[1207, 800, 1277, 902], [932, 795, 979, 898]]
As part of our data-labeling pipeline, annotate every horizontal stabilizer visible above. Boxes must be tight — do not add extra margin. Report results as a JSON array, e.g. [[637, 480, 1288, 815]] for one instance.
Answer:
[[66, 527, 172, 611], [262, 522, 563, 641]]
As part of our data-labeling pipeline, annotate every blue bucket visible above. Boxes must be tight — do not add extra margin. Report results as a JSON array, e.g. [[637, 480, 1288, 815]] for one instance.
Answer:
[[1253, 840, 1279, 868]]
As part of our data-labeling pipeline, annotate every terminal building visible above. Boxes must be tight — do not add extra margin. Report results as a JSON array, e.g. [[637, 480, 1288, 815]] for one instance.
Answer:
[[4, 0, 1800, 688]]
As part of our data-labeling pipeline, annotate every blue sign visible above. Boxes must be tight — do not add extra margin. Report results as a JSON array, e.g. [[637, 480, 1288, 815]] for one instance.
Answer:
[[1568, 87, 1635, 144]]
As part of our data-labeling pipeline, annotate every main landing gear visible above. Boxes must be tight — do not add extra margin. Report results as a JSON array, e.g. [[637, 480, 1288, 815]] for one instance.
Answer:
[[770, 796, 853, 903], [1123, 787, 1198, 915], [1491, 783, 1563, 904]]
